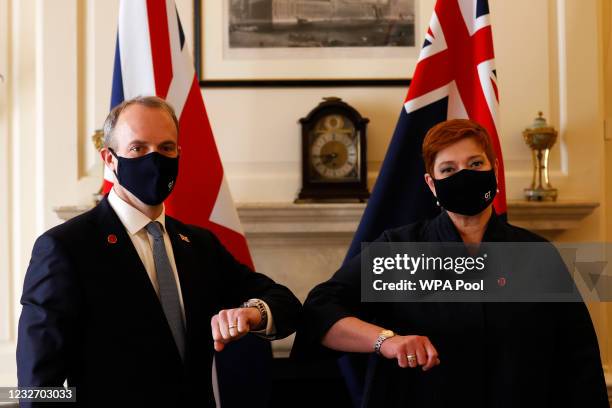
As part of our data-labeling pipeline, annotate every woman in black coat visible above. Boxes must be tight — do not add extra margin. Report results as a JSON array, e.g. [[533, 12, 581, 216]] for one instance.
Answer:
[[293, 119, 609, 407]]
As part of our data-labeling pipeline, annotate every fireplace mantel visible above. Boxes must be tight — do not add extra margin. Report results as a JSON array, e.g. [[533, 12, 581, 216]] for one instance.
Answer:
[[55, 200, 600, 235]]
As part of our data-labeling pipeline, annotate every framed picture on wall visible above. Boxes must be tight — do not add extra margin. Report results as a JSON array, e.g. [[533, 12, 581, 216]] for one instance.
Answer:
[[195, 0, 420, 87]]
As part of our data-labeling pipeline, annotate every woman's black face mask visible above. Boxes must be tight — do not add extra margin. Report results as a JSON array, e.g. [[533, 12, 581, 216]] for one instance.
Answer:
[[432, 168, 497, 216], [109, 148, 179, 206]]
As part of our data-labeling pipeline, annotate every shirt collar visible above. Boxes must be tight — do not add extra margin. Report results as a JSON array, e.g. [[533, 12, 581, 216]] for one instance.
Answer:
[[108, 188, 166, 236]]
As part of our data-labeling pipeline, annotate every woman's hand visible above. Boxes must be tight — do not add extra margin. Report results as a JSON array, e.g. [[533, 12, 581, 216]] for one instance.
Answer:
[[379, 335, 441, 371]]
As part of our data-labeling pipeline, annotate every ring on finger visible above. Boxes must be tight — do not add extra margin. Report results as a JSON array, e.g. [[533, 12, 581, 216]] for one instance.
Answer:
[[406, 354, 417, 365], [228, 320, 238, 330]]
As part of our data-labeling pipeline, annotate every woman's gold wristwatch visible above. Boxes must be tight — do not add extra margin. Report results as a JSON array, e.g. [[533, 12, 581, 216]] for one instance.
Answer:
[[374, 329, 396, 355]]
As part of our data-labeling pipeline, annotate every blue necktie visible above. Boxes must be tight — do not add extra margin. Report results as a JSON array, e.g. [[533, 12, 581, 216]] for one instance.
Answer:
[[145, 221, 186, 361]]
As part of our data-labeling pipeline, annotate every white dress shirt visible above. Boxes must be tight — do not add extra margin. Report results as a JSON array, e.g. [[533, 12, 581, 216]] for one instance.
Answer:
[[108, 188, 274, 335]]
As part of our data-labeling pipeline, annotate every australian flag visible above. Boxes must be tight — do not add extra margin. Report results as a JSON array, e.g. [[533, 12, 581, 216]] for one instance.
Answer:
[[341, 0, 507, 405]]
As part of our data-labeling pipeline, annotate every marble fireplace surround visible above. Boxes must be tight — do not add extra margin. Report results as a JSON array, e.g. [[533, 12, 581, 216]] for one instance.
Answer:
[[55, 200, 598, 357]]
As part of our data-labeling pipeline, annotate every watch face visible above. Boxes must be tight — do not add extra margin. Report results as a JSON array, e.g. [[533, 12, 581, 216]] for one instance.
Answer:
[[309, 114, 360, 182], [381, 330, 395, 338]]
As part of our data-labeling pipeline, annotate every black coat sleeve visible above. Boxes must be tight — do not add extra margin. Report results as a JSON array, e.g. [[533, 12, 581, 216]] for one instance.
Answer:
[[291, 233, 389, 359], [17, 234, 78, 407], [204, 230, 301, 340]]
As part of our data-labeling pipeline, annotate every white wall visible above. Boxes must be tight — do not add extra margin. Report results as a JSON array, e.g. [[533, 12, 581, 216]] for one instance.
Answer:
[[0, 0, 13, 383], [600, 0, 612, 384], [0, 0, 610, 385]]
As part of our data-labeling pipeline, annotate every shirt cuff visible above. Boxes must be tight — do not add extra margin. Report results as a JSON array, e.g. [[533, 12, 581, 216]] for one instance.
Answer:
[[250, 299, 276, 339]]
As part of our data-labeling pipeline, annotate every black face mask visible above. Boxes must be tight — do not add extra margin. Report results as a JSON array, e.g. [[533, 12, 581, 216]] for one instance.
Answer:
[[109, 148, 179, 206], [433, 169, 497, 216]]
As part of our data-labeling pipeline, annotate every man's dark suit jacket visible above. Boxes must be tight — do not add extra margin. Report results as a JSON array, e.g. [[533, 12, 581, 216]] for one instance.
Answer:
[[17, 196, 301, 407]]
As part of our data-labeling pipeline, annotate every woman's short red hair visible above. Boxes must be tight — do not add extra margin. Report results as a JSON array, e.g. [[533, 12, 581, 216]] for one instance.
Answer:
[[422, 119, 496, 175]]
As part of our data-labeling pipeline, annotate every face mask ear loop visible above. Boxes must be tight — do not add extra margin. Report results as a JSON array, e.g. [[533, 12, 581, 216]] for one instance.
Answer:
[[108, 147, 120, 179]]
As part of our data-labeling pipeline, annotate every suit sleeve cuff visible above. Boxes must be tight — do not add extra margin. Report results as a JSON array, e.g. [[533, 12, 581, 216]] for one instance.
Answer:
[[250, 299, 276, 339]]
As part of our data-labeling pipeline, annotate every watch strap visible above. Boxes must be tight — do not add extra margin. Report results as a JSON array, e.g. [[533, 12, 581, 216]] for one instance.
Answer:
[[374, 330, 395, 355], [241, 298, 268, 331]]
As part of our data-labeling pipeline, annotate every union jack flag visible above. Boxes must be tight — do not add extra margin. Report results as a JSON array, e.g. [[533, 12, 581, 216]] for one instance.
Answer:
[[342, 1, 506, 405], [107, 0, 253, 268]]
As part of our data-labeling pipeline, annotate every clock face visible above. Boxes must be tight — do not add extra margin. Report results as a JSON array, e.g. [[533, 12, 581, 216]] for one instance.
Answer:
[[309, 114, 360, 182]]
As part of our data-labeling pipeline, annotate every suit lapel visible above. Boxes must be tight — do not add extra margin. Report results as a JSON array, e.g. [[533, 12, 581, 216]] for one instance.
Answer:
[[93, 198, 185, 362], [95, 198, 161, 301]]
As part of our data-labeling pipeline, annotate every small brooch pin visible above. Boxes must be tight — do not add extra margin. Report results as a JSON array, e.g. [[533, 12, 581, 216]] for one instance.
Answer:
[[179, 233, 190, 243], [107, 234, 118, 244]]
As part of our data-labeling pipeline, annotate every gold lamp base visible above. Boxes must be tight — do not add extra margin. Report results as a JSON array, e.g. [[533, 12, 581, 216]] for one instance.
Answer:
[[524, 187, 558, 202]]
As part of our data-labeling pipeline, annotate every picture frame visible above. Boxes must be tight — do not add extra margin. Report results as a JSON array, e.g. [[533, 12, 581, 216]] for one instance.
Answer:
[[194, 0, 420, 87]]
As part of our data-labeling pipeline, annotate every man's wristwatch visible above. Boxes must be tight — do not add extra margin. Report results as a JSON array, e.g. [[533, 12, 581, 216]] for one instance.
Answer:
[[374, 329, 396, 355], [241, 299, 268, 330]]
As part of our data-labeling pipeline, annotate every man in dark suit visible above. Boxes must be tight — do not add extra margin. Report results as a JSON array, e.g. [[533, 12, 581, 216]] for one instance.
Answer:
[[17, 95, 301, 407]]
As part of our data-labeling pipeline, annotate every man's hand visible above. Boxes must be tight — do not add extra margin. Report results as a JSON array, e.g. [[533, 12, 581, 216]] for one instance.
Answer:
[[211, 307, 262, 352]]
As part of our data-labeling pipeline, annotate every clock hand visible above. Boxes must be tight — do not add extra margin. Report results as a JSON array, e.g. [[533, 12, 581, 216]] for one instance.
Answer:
[[320, 153, 337, 164], [328, 153, 339, 166]]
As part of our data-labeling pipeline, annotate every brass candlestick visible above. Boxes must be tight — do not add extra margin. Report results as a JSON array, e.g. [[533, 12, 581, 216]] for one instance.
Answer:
[[523, 112, 558, 201]]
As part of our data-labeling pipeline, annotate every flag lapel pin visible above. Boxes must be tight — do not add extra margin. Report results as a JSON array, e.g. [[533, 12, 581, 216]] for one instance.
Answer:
[[179, 233, 190, 243]]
